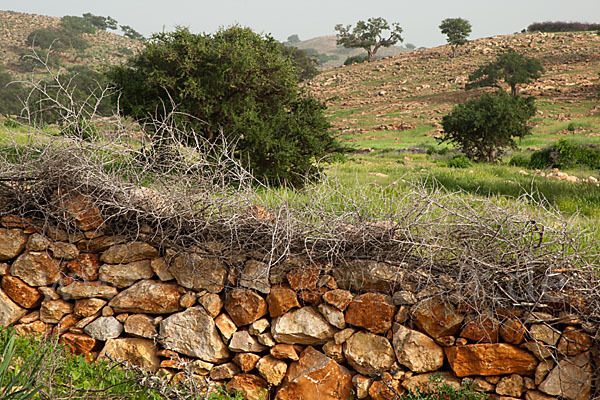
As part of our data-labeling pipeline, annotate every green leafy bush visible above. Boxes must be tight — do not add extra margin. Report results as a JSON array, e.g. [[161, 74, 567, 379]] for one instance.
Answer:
[[529, 139, 600, 170], [60, 16, 96, 34], [508, 153, 531, 167], [0, 331, 47, 400], [27, 28, 90, 51], [403, 375, 486, 400], [344, 54, 369, 65], [446, 154, 472, 168], [279, 44, 319, 81]]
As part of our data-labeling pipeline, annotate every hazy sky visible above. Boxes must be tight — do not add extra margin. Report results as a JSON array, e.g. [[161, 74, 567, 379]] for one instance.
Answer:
[[3, 0, 600, 48]]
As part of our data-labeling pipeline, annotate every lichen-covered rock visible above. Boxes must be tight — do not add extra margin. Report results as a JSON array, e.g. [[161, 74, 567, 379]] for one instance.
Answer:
[[74, 298, 107, 318], [343, 331, 395, 376], [445, 343, 539, 377], [229, 331, 268, 353], [100, 338, 160, 372], [109, 280, 183, 314], [66, 253, 101, 281], [100, 242, 158, 264], [40, 300, 73, 324], [538, 352, 592, 400], [60, 333, 97, 355], [169, 253, 227, 293], [58, 281, 118, 300], [0, 289, 27, 326], [10, 251, 62, 286], [317, 303, 346, 329], [99, 260, 154, 288], [84, 316, 123, 341], [240, 260, 270, 294], [271, 306, 337, 345], [496, 374, 525, 397], [393, 324, 444, 373], [256, 355, 287, 386], [224, 288, 268, 326], [345, 293, 395, 334], [124, 314, 157, 339], [412, 297, 464, 338], [1, 275, 41, 308], [266, 287, 300, 317], [0, 229, 27, 261], [159, 307, 229, 363]]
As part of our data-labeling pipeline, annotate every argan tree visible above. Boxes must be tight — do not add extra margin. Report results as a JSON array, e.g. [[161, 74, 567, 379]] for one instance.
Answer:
[[439, 18, 472, 57], [467, 49, 544, 96], [335, 17, 403, 62]]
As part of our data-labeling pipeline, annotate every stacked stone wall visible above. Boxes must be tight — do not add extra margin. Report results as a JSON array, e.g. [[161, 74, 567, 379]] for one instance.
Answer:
[[0, 214, 598, 400]]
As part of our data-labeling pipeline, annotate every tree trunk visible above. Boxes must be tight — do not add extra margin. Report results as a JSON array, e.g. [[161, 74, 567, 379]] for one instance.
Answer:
[[511, 84, 517, 96], [367, 49, 374, 62], [452, 45, 456, 58]]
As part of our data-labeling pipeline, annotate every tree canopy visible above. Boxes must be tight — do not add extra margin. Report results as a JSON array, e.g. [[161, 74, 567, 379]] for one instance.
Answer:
[[82, 13, 118, 31], [439, 18, 472, 57], [335, 17, 403, 62], [466, 49, 544, 96]]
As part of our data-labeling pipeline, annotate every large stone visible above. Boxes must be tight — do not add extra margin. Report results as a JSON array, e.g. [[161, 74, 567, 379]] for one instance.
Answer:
[[60, 333, 97, 355], [322, 289, 353, 311], [60, 194, 104, 231], [1, 275, 41, 308], [412, 297, 464, 338], [240, 260, 270, 294], [169, 253, 227, 293], [445, 343, 539, 377], [150, 257, 174, 281], [271, 306, 337, 345], [210, 362, 241, 380], [74, 298, 107, 318], [84, 316, 123, 341], [538, 352, 592, 400], [100, 242, 158, 264], [557, 326, 593, 356], [40, 300, 73, 323], [393, 324, 444, 373], [227, 374, 269, 400], [109, 280, 183, 314], [256, 355, 288, 386], [343, 331, 395, 376], [275, 347, 353, 400], [0, 228, 27, 261], [49, 242, 79, 260], [224, 288, 268, 326], [0, 288, 27, 326], [99, 338, 160, 372], [124, 314, 157, 339], [66, 253, 101, 281], [233, 353, 262, 372], [271, 344, 300, 361], [317, 303, 346, 329], [525, 391, 557, 400], [496, 374, 525, 397], [499, 318, 526, 345], [266, 287, 300, 317], [460, 315, 499, 343], [99, 260, 154, 288], [77, 235, 126, 253], [10, 251, 62, 286], [530, 324, 561, 346], [197, 293, 223, 318], [159, 307, 230, 362], [229, 331, 268, 353], [58, 281, 118, 300], [345, 293, 395, 334], [215, 313, 237, 340], [331, 260, 405, 292]]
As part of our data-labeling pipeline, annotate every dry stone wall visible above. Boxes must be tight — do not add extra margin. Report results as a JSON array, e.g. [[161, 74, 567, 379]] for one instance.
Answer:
[[0, 212, 598, 400]]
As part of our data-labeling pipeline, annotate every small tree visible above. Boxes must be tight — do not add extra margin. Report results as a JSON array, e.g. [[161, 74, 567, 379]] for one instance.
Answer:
[[120, 25, 144, 40], [467, 49, 544, 96], [439, 91, 537, 162], [439, 18, 472, 57], [335, 17, 403, 62], [286, 34, 301, 45], [82, 13, 118, 31], [278, 44, 319, 81]]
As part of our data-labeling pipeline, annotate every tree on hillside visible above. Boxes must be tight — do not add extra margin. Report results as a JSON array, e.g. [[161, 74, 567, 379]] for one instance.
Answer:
[[0, 66, 26, 116], [82, 13, 118, 31], [439, 18, 472, 57], [60, 16, 96, 34], [107, 26, 343, 184], [286, 34, 301, 45], [440, 91, 536, 162], [120, 25, 144, 40], [466, 49, 544, 96], [335, 17, 403, 62], [278, 44, 319, 81]]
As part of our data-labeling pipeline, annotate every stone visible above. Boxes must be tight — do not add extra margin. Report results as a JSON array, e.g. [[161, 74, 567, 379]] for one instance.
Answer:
[[214, 313, 237, 340], [19, 310, 40, 324], [275, 347, 353, 400], [27, 233, 50, 252], [322, 289, 353, 311], [66, 254, 101, 281], [445, 343, 539, 377], [436, 336, 456, 347], [150, 258, 173, 281], [392, 290, 416, 305], [249, 318, 270, 335], [100, 242, 158, 264], [470, 377, 496, 392], [257, 332, 276, 347], [10, 251, 61, 286], [353, 375, 372, 399], [271, 306, 337, 345], [240, 260, 270, 294], [332, 260, 404, 292], [177, 292, 195, 308], [159, 306, 229, 362], [229, 330, 269, 353], [530, 324, 561, 346], [124, 314, 157, 339], [169, 253, 227, 293], [84, 316, 123, 341], [210, 362, 241, 380], [395, 306, 410, 324], [74, 298, 107, 318], [412, 297, 464, 338], [257, 355, 287, 386], [1, 275, 41, 308], [538, 352, 592, 400], [60, 194, 104, 231], [40, 300, 73, 323], [224, 288, 267, 326], [270, 344, 299, 361], [286, 269, 319, 290], [525, 391, 557, 400], [227, 374, 269, 400], [499, 318, 526, 345], [557, 326, 592, 356], [393, 324, 444, 373], [322, 340, 345, 363], [343, 331, 395, 376], [345, 293, 395, 334], [15, 320, 50, 336], [56, 314, 79, 333], [77, 235, 126, 253], [524, 377, 535, 390], [496, 374, 525, 397], [38, 287, 59, 301], [369, 373, 404, 400], [0, 228, 28, 261], [99, 260, 154, 288], [0, 264, 8, 275], [197, 293, 223, 318], [100, 338, 160, 372], [74, 314, 100, 330], [61, 333, 97, 355], [334, 328, 355, 344], [521, 341, 553, 360], [58, 281, 118, 300], [266, 287, 300, 317], [50, 242, 79, 260], [233, 353, 261, 372], [317, 303, 346, 329], [109, 280, 183, 314], [460, 315, 499, 343], [317, 275, 337, 290]]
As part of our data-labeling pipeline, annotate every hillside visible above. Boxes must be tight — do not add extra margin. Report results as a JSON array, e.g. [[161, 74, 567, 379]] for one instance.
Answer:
[[0, 10, 142, 75], [295, 34, 410, 69]]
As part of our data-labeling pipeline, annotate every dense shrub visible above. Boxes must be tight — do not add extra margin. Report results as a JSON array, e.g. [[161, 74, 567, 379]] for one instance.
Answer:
[[279, 44, 319, 81], [529, 139, 600, 170], [528, 21, 600, 33], [403, 375, 486, 400], [60, 15, 96, 34], [446, 154, 472, 168], [0, 66, 27, 116], [344, 54, 369, 65], [27, 28, 89, 51]]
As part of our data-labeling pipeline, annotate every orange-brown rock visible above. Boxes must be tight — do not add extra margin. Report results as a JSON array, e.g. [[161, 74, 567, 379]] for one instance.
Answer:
[[109, 280, 184, 314], [412, 297, 464, 338], [99, 338, 160, 372], [56, 314, 79, 334], [74, 298, 107, 318], [215, 313, 237, 340], [286, 269, 319, 291], [66, 253, 101, 281], [227, 374, 269, 400], [233, 353, 261, 372], [100, 242, 158, 264], [256, 355, 288, 386], [224, 288, 267, 326], [266, 287, 300, 317], [345, 293, 395, 334], [538, 352, 592, 400], [0, 228, 27, 261], [445, 344, 538, 377], [297, 289, 324, 305], [496, 374, 525, 397], [322, 289, 353, 311], [77, 235, 126, 253], [499, 318, 526, 345], [40, 299, 73, 323], [275, 347, 353, 400], [124, 314, 157, 339], [210, 362, 241, 380], [271, 344, 300, 361], [10, 251, 62, 286], [460, 315, 499, 343], [60, 194, 104, 231], [61, 332, 97, 355], [369, 373, 405, 400], [14, 320, 50, 336], [1, 275, 41, 308], [557, 326, 593, 356], [197, 292, 223, 317]]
